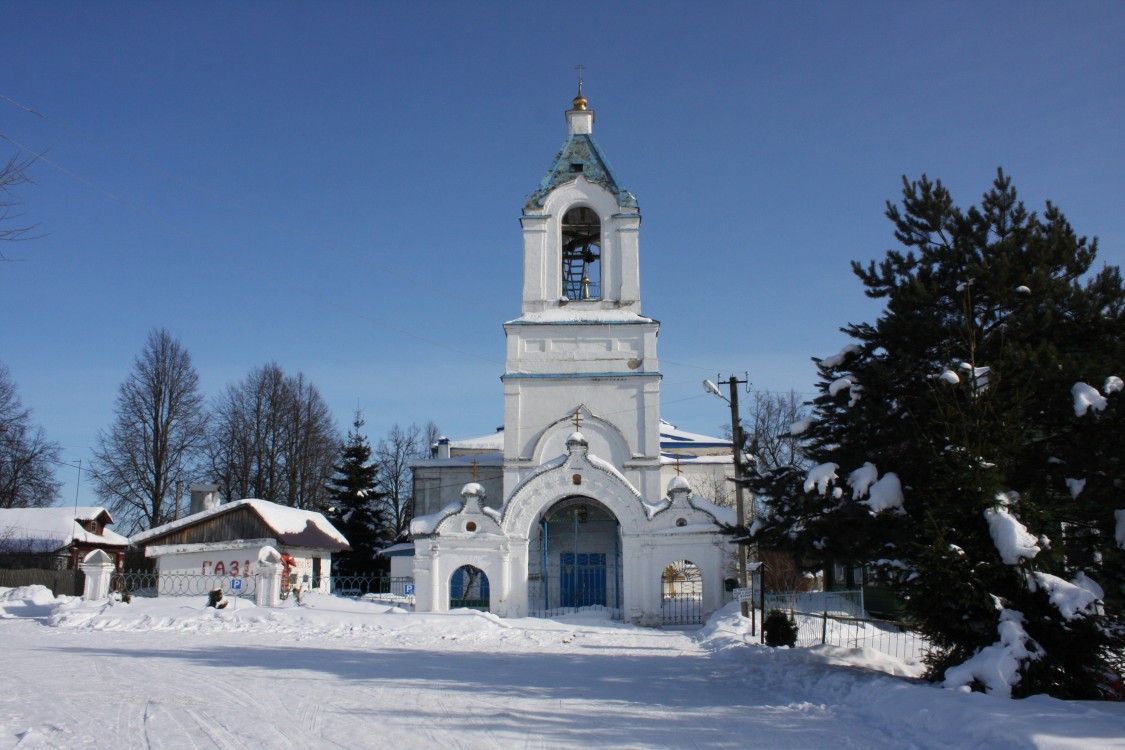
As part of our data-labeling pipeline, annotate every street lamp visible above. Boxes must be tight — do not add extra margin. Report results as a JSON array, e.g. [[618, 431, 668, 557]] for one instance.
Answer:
[[704, 376, 752, 622]]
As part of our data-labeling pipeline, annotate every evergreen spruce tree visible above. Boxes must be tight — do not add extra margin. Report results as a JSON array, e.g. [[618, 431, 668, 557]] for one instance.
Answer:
[[325, 412, 388, 576], [749, 171, 1125, 698]]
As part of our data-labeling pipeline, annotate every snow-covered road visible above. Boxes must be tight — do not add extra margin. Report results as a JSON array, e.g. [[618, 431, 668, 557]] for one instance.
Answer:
[[1, 589, 1121, 749]]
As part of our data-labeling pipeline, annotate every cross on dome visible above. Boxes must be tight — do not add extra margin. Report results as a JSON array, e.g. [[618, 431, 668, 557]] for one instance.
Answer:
[[573, 64, 587, 110]]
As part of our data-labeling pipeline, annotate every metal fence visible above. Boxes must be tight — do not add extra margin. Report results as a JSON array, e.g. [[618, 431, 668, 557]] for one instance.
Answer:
[[788, 609, 928, 662], [765, 589, 865, 618], [111, 570, 256, 598], [328, 575, 414, 599], [107, 571, 414, 601], [761, 589, 927, 662]]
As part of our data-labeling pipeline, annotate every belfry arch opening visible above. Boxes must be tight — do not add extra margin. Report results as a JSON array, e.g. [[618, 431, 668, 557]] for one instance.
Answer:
[[561, 206, 601, 300], [528, 496, 622, 619]]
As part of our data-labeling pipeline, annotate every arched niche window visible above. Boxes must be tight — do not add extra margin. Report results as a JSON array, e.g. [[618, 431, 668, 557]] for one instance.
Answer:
[[561, 206, 600, 300]]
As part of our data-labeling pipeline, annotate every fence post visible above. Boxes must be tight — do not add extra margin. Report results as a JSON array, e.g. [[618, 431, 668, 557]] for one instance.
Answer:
[[80, 549, 115, 601], [821, 610, 828, 645]]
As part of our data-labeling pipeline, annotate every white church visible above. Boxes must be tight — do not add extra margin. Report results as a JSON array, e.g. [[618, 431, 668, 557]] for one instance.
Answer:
[[405, 87, 737, 626]]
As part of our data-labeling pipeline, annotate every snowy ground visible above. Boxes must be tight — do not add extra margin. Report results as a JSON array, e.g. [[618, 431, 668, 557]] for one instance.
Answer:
[[1, 587, 1122, 749]]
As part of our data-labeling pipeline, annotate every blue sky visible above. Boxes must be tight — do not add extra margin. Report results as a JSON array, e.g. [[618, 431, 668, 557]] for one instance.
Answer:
[[2, 1, 1123, 507]]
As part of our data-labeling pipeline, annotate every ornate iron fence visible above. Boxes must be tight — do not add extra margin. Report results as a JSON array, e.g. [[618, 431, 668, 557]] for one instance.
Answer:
[[111, 570, 257, 598], [328, 575, 414, 599]]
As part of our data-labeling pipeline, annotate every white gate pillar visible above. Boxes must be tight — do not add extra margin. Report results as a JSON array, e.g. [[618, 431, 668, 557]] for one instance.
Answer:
[[253, 546, 284, 607], [80, 549, 115, 601]]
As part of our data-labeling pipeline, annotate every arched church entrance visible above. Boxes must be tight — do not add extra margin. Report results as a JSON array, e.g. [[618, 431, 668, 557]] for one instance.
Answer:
[[449, 565, 490, 611], [661, 560, 703, 626], [528, 497, 622, 619]]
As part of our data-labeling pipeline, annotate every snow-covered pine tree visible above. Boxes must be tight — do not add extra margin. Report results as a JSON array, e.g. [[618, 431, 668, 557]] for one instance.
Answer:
[[325, 412, 390, 576], [748, 171, 1125, 698]]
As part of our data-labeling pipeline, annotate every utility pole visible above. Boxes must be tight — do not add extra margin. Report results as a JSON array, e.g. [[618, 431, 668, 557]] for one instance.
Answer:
[[705, 374, 755, 623], [721, 375, 751, 620]]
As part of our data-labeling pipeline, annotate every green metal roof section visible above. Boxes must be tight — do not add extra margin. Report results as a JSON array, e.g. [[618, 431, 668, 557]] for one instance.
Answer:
[[524, 132, 638, 210]]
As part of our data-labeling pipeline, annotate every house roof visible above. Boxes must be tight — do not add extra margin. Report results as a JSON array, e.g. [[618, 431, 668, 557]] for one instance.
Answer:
[[450, 431, 504, 452], [658, 420, 734, 451], [131, 499, 350, 551], [0, 506, 129, 552], [413, 452, 503, 469]]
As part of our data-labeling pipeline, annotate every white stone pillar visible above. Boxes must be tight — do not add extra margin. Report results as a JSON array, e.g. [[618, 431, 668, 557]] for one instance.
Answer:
[[80, 549, 115, 601], [254, 563, 282, 607], [253, 546, 284, 607]]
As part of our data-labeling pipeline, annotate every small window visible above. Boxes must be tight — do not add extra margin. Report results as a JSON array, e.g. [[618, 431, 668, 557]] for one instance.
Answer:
[[569, 163, 584, 173]]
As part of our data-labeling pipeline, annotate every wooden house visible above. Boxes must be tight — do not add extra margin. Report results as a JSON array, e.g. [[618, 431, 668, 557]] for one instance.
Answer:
[[0, 506, 129, 571]]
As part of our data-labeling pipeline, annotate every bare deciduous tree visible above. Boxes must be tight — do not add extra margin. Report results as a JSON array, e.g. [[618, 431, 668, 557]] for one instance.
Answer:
[[0, 363, 61, 508], [0, 154, 37, 260], [374, 422, 434, 540], [92, 330, 208, 532], [207, 363, 338, 509], [745, 389, 810, 472], [282, 372, 338, 508]]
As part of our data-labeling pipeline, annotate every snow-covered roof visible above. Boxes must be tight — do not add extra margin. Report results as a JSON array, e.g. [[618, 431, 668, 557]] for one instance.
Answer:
[[451, 431, 504, 451], [410, 500, 465, 537], [376, 542, 415, 557], [0, 506, 129, 551], [659, 420, 732, 450], [660, 453, 732, 465], [412, 452, 503, 469], [132, 499, 349, 551]]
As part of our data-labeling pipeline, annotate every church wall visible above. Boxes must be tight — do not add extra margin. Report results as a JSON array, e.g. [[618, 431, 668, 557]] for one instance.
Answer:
[[412, 463, 503, 518], [504, 321, 658, 376], [501, 379, 660, 455], [622, 532, 729, 626]]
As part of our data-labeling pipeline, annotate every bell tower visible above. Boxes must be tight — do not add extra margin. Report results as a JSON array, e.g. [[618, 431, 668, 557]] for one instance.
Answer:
[[501, 87, 662, 503]]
